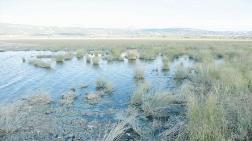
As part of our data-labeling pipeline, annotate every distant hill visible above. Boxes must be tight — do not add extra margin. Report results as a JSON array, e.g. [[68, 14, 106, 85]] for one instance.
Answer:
[[0, 23, 252, 39]]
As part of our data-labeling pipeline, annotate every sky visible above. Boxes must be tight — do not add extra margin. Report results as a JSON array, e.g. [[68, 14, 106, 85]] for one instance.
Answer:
[[0, 0, 252, 31]]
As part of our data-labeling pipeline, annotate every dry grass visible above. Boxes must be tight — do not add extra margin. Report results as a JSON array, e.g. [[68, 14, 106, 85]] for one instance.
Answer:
[[0, 92, 58, 140], [127, 50, 138, 60], [142, 91, 186, 117], [130, 81, 150, 106], [59, 90, 76, 106], [103, 116, 134, 141]]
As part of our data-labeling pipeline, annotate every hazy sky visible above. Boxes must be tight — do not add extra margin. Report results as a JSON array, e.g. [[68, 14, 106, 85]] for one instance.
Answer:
[[0, 0, 252, 31]]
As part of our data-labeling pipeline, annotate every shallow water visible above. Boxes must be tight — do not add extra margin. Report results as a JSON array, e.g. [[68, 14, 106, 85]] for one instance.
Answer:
[[0, 51, 193, 111], [0, 51, 196, 140]]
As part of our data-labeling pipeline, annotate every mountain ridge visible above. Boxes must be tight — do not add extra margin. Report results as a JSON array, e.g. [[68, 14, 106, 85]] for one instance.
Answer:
[[1, 23, 252, 38]]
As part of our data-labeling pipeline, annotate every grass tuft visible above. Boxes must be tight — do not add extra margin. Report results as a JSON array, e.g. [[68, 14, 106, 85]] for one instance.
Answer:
[[127, 50, 138, 60], [92, 56, 100, 65], [130, 81, 150, 106], [134, 67, 144, 80], [96, 78, 114, 94], [55, 55, 64, 63], [29, 59, 51, 69]]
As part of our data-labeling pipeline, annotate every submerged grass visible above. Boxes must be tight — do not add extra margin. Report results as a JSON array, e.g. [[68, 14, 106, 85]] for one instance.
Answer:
[[162, 56, 170, 71], [29, 59, 51, 68], [134, 67, 145, 80]]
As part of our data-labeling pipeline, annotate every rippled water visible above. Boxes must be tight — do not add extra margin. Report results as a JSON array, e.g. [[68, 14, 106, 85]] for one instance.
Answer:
[[0, 51, 194, 111]]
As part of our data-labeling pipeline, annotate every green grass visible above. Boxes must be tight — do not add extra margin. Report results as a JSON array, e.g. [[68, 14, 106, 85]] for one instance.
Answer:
[[139, 49, 157, 60], [76, 49, 85, 59], [187, 94, 227, 141], [179, 51, 252, 141], [109, 47, 124, 61]]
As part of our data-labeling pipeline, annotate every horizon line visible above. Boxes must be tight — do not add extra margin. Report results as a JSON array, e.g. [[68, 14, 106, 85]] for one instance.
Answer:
[[1, 22, 252, 32]]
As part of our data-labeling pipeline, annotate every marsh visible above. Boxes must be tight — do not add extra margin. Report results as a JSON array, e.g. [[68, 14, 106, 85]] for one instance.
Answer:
[[0, 39, 252, 141]]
